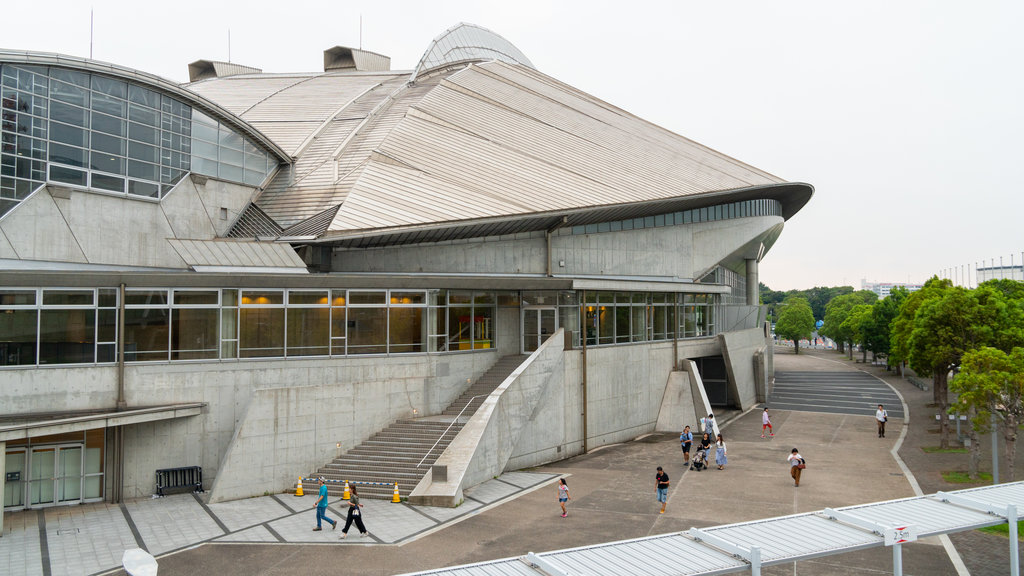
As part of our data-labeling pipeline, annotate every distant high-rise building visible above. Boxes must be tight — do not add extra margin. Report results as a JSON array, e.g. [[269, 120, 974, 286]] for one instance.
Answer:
[[861, 280, 923, 298]]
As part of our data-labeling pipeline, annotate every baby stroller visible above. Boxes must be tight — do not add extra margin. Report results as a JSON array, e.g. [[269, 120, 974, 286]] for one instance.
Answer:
[[690, 448, 708, 471]]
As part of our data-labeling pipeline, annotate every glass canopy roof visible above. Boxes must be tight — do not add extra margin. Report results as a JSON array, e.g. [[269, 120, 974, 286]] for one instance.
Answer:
[[411, 22, 535, 82]]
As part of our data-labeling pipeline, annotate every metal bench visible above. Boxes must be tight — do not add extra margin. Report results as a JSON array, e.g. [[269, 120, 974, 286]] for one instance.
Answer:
[[156, 466, 203, 496]]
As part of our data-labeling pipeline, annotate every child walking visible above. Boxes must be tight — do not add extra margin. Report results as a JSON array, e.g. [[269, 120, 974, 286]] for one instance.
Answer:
[[557, 478, 571, 517], [762, 408, 774, 438]]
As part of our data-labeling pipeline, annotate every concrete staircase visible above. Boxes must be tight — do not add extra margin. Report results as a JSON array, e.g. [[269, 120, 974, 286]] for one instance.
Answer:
[[311, 354, 528, 500]]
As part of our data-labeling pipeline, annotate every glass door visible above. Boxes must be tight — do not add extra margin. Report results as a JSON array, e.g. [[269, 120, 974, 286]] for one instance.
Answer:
[[522, 307, 557, 353], [4, 449, 26, 508], [25, 444, 84, 508], [29, 447, 56, 506], [58, 446, 83, 503]]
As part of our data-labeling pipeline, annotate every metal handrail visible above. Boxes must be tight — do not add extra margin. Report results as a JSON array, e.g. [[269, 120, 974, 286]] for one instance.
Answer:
[[416, 393, 488, 469]]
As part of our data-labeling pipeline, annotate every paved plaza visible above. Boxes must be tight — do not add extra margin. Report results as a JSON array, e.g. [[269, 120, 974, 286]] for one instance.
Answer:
[[3, 349, 1024, 575]]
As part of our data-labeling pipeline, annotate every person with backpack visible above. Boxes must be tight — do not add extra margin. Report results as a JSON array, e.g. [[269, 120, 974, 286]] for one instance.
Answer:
[[788, 448, 805, 487]]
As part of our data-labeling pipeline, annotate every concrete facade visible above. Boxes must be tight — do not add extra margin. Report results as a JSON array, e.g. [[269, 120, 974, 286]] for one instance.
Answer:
[[0, 176, 255, 268], [331, 216, 784, 281]]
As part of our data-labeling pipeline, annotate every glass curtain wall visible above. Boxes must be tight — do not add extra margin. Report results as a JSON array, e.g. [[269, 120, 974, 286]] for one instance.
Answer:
[[0, 62, 276, 218], [1, 287, 721, 366]]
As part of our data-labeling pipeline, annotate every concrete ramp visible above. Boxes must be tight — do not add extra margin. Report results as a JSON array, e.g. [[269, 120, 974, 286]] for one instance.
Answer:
[[409, 330, 565, 507]]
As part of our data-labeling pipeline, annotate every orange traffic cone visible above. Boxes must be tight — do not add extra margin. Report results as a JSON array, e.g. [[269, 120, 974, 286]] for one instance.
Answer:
[[392, 482, 401, 503], [295, 477, 304, 497], [342, 480, 350, 500]]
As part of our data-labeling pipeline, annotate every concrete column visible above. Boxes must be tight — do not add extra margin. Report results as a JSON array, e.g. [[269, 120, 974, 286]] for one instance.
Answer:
[[0, 440, 5, 537], [745, 259, 758, 306]]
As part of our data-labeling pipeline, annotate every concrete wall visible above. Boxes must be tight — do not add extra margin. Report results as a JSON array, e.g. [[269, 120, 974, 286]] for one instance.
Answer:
[[654, 371, 697, 433], [0, 351, 498, 500], [1, 319, 769, 504], [409, 330, 566, 506], [330, 216, 782, 279], [718, 326, 768, 410], [0, 176, 254, 267]]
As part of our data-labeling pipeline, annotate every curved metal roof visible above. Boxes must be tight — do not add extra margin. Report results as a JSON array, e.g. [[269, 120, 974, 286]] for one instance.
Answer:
[[411, 22, 535, 82], [181, 27, 812, 245], [0, 50, 290, 163]]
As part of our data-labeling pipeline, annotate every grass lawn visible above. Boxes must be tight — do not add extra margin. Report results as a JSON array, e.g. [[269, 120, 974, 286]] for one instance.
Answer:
[[942, 470, 992, 483], [980, 520, 1024, 540]]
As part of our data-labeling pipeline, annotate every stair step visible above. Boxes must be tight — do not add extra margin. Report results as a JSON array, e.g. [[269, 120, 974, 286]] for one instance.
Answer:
[[307, 354, 528, 500]]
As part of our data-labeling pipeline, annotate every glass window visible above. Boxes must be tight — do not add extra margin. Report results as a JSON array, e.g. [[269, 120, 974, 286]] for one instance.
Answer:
[[50, 164, 86, 186], [50, 100, 88, 126], [239, 308, 284, 358], [128, 121, 159, 145], [49, 122, 88, 147], [90, 75, 127, 99], [615, 306, 630, 343], [241, 290, 283, 305], [90, 113, 125, 137], [123, 307, 169, 361], [42, 290, 93, 306], [128, 180, 159, 198], [39, 309, 95, 364], [171, 308, 218, 360], [128, 85, 160, 109], [348, 307, 386, 354], [389, 308, 423, 353], [91, 93, 126, 118], [50, 79, 89, 107], [349, 291, 386, 305], [286, 307, 330, 356], [50, 143, 87, 168], [90, 151, 124, 175], [0, 308, 37, 365]]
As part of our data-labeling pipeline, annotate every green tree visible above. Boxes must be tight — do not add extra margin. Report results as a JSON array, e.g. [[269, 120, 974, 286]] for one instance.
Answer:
[[843, 304, 874, 362], [775, 297, 815, 354], [863, 287, 908, 365], [951, 346, 1024, 481], [908, 285, 981, 448], [821, 291, 877, 354], [890, 277, 950, 377]]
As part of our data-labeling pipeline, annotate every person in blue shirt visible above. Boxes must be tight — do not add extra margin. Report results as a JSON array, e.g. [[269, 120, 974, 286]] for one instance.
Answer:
[[313, 477, 337, 531], [679, 425, 693, 463]]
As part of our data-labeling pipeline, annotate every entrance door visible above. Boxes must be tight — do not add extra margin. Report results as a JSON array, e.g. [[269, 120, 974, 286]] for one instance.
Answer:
[[29, 447, 56, 506], [4, 449, 25, 508], [23, 444, 84, 508], [522, 307, 557, 353]]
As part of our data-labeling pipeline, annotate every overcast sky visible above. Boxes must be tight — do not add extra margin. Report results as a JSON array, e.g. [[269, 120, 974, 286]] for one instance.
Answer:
[[7, 1, 1022, 291]]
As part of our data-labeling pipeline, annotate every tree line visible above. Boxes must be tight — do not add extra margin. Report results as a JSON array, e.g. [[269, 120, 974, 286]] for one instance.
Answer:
[[768, 277, 1024, 480]]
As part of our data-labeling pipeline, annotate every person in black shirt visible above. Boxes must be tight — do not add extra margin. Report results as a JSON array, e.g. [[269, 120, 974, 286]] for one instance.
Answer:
[[655, 466, 670, 514]]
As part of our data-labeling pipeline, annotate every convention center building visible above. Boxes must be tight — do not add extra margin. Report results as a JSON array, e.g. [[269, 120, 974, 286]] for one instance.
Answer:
[[0, 23, 812, 519]]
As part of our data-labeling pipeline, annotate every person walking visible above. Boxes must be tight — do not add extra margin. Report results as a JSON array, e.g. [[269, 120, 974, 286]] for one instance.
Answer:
[[788, 448, 805, 487], [715, 433, 728, 470], [313, 477, 337, 531], [704, 413, 715, 437], [680, 425, 693, 463], [698, 433, 712, 469], [875, 404, 888, 438], [761, 408, 774, 438], [339, 484, 368, 538], [557, 478, 571, 517], [655, 466, 670, 514]]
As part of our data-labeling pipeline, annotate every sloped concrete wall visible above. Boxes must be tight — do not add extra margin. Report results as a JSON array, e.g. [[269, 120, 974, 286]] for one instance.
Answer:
[[0, 176, 254, 268], [718, 326, 767, 410], [410, 331, 565, 506], [654, 371, 697, 433]]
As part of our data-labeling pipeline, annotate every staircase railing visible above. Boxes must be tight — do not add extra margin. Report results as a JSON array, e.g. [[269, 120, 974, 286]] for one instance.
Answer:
[[416, 394, 487, 469]]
